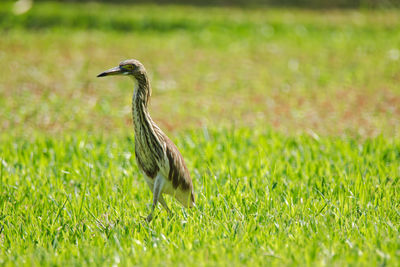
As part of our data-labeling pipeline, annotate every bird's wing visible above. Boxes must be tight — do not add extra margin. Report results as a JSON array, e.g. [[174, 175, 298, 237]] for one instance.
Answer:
[[164, 137, 193, 193]]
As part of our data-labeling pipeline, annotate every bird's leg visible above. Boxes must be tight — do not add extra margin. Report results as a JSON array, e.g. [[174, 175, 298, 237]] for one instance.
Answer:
[[146, 175, 163, 222], [159, 195, 172, 214]]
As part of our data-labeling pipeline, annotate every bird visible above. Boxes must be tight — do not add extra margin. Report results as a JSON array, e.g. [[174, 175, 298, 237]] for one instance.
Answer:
[[97, 59, 195, 222]]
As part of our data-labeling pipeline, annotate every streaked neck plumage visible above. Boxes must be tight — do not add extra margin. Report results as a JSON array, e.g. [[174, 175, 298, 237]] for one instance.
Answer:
[[131, 72, 151, 130], [133, 72, 151, 105], [131, 72, 164, 174]]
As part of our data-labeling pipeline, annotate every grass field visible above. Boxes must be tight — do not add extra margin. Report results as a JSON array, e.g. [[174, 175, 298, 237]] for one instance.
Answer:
[[1, 130, 399, 266], [1, 1, 400, 266]]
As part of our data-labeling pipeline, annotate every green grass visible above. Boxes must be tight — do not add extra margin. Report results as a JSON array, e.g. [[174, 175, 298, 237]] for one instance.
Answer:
[[1, 1, 400, 266], [1, 129, 399, 266], [1, 2, 399, 137]]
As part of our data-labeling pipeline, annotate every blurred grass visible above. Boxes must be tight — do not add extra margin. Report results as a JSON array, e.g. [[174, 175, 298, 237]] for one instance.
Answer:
[[1, 2, 400, 138]]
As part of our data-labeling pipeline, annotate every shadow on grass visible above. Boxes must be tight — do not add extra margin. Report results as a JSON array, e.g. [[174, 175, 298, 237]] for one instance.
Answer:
[[0, 11, 205, 33], [2, 1, 397, 34]]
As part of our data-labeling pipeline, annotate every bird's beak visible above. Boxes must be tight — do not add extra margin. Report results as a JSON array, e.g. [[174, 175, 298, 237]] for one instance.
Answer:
[[97, 66, 123, 77]]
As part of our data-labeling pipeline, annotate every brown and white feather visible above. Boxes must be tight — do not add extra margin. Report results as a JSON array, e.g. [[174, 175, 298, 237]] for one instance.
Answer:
[[98, 59, 194, 221], [129, 62, 195, 208]]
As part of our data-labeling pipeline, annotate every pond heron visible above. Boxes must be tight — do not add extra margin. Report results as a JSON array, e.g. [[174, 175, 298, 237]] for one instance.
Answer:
[[97, 59, 195, 222]]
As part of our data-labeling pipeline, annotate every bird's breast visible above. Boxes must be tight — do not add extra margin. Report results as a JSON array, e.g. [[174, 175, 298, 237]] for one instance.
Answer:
[[134, 137, 164, 179]]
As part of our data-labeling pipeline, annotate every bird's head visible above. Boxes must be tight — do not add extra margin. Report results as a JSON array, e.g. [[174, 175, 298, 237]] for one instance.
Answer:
[[97, 59, 146, 78]]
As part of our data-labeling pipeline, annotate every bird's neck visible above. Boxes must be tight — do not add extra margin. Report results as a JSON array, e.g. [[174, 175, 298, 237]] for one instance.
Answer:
[[131, 72, 165, 165], [131, 73, 154, 133]]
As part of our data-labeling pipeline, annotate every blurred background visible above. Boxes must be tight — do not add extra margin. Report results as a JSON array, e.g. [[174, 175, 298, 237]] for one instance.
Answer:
[[1, 0, 399, 138]]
